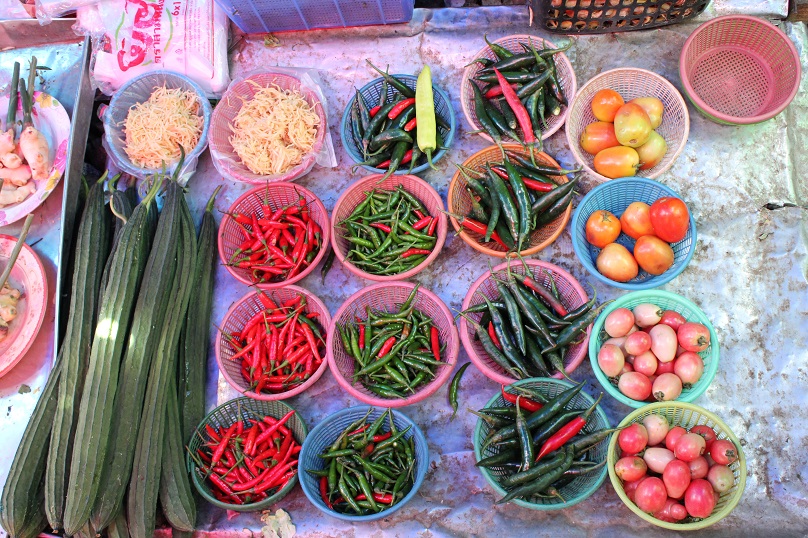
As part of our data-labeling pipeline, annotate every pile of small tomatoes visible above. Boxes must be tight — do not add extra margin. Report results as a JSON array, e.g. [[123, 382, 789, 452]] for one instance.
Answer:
[[614, 417, 739, 523], [580, 89, 667, 178], [585, 197, 690, 283]]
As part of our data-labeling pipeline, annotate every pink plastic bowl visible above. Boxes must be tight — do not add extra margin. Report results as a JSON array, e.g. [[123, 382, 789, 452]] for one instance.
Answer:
[[330, 174, 447, 282], [215, 286, 331, 401], [326, 281, 459, 408], [218, 183, 330, 289], [458, 260, 591, 385]]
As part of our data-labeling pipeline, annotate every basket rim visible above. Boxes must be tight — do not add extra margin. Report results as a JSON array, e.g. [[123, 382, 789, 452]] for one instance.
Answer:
[[588, 289, 720, 409], [447, 144, 572, 258], [564, 67, 690, 183], [187, 397, 308, 511], [570, 176, 698, 290], [214, 285, 332, 401], [329, 174, 447, 281], [217, 182, 331, 289], [325, 281, 460, 407], [678, 15, 802, 125], [339, 74, 456, 175], [459, 34, 577, 142], [209, 71, 327, 184], [606, 401, 748, 530], [298, 405, 429, 521], [104, 70, 212, 179], [473, 378, 611, 510], [458, 259, 590, 384]]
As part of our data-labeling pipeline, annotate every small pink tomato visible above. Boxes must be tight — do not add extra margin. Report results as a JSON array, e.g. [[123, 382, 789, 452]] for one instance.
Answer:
[[675, 433, 707, 462], [689, 425, 717, 449], [624, 479, 642, 503], [643, 447, 676, 474], [653, 373, 683, 401], [688, 456, 709, 479], [707, 464, 735, 494], [684, 479, 716, 518], [674, 352, 704, 386], [598, 344, 626, 377], [665, 426, 687, 451], [605, 307, 635, 337], [656, 359, 675, 375], [625, 331, 652, 356], [635, 477, 668, 514], [621, 362, 634, 374], [618, 371, 652, 401], [709, 439, 739, 465], [618, 423, 649, 454], [653, 498, 688, 522], [663, 459, 692, 499], [659, 310, 686, 331], [633, 303, 663, 327], [633, 350, 658, 376], [604, 336, 628, 356], [677, 322, 711, 352], [649, 324, 678, 363], [615, 456, 648, 482], [642, 414, 670, 446], [627, 324, 640, 335]]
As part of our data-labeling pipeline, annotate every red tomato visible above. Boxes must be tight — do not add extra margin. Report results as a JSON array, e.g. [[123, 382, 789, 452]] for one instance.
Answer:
[[635, 477, 668, 513], [615, 456, 648, 482], [689, 425, 718, 449], [594, 146, 640, 179], [620, 202, 655, 239], [614, 103, 652, 147], [634, 235, 674, 275], [649, 197, 690, 243], [677, 322, 711, 352], [688, 456, 710, 480], [665, 426, 687, 451], [659, 310, 686, 331], [618, 371, 652, 401], [675, 433, 707, 462], [707, 465, 735, 493], [684, 479, 716, 518], [591, 88, 625, 122], [636, 131, 667, 170], [709, 439, 739, 465], [586, 210, 622, 248], [596, 243, 639, 282], [618, 423, 649, 454], [580, 121, 621, 155], [663, 460, 692, 499]]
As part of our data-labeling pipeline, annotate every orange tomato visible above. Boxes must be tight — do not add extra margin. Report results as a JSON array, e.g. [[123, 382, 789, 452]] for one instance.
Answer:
[[591, 89, 625, 122], [596, 243, 639, 282], [636, 131, 667, 170], [634, 235, 674, 275], [580, 121, 620, 155], [630, 97, 665, 129], [585, 210, 622, 248], [614, 103, 652, 148], [620, 201, 655, 239], [593, 146, 640, 179]]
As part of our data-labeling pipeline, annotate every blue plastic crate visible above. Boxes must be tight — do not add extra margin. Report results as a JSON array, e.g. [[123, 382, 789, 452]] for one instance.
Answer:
[[218, 0, 415, 34]]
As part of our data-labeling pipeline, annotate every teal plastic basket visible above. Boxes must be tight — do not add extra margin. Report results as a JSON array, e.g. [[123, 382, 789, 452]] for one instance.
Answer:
[[571, 177, 697, 290], [472, 378, 610, 510], [588, 290, 720, 408]]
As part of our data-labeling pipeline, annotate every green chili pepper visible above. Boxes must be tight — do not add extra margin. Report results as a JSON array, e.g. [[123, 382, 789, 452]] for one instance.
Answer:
[[448, 362, 471, 420]]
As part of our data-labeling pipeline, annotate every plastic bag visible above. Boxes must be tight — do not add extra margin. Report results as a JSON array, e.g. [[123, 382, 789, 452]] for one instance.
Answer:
[[73, 1, 106, 37], [208, 67, 338, 185], [35, 0, 94, 24], [89, 0, 230, 98], [0, 0, 34, 20]]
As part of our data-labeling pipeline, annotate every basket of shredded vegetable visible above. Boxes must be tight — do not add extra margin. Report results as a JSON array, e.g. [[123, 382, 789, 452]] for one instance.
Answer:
[[209, 72, 328, 185], [104, 71, 211, 180]]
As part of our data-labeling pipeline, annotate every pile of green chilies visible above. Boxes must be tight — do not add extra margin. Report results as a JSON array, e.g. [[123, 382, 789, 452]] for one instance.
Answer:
[[470, 36, 571, 146], [455, 150, 579, 252], [310, 409, 416, 515], [475, 383, 615, 504], [338, 284, 446, 399], [340, 186, 438, 276], [459, 261, 607, 379]]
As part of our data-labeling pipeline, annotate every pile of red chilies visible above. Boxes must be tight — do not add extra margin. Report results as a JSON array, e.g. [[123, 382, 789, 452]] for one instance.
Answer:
[[194, 410, 300, 505], [226, 292, 325, 394], [227, 195, 322, 284]]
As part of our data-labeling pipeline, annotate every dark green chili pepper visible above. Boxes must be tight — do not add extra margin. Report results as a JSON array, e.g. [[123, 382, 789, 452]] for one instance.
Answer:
[[545, 93, 562, 117], [496, 97, 519, 131], [531, 175, 579, 217], [366, 60, 415, 98], [504, 160, 532, 249], [487, 165, 520, 246], [483, 99, 520, 141], [497, 449, 566, 487], [457, 312, 521, 378], [514, 398, 534, 471], [483, 170, 502, 242], [495, 447, 573, 504], [494, 277, 526, 355], [541, 301, 612, 355], [320, 247, 335, 284], [449, 362, 471, 420], [535, 186, 575, 227], [563, 287, 597, 322], [484, 35, 513, 60], [369, 128, 413, 151], [471, 83, 503, 153]]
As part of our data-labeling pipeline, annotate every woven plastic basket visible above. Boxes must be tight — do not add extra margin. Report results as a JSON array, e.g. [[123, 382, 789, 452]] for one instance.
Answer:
[[459, 260, 590, 385], [340, 75, 455, 175], [571, 177, 697, 290], [215, 286, 331, 400], [448, 144, 572, 258], [460, 35, 576, 143], [607, 402, 747, 530], [326, 282, 459, 407], [218, 183, 330, 289], [679, 15, 801, 125], [186, 397, 308, 512], [299, 406, 428, 521], [473, 378, 610, 510], [330, 174, 447, 281], [209, 72, 327, 184], [104, 71, 211, 180], [565, 68, 689, 183], [589, 290, 719, 408]]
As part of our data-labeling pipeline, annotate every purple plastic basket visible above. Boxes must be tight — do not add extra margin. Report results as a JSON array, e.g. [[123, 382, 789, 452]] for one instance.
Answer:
[[217, 0, 414, 34]]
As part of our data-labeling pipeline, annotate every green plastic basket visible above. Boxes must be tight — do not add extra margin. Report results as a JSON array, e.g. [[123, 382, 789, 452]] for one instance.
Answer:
[[589, 290, 719, 408], [186, 397, 308, 512], [472, 378, 611, 510], [607, 402, 747, 530]]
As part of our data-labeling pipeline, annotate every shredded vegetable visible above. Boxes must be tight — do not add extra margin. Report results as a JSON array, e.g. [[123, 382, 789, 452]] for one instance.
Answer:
[[229, 82, 319, 175]]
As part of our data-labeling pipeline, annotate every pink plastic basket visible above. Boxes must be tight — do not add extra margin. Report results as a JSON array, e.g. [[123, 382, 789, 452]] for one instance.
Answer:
[[680, 15, 801, 125], [330, 174, 447, 281], [458, 260, 590, 385], [326, 282, 459, 407], [209, 72, 327, 184], [565, 68, 689, 183], [215, 286, 332, 401], [460, 35, 576, 142], [218, 183, 330, 289]]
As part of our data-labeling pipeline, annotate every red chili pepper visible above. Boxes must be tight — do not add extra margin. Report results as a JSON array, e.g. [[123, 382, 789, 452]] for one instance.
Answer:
[[484, 83, 519, 99], [211, 425, 236, 466], [369, 105, 381, 117], [348, 424, 370, 436], [320, 476, 333, 509], [493, 68, 535, 144], [491, 166, 555, 192], [377, 148, 413, 169], [427, 216, 438, 237], [487, 321, 501, 349], [522, 276, 568, 316], [535, 394, 602, 461], [430, 326, 441, 363], [254, 409, 296, 446], [371, 431, 392, 443], [209, 473, 243, 504], [243, 424, 259, 456], [370, 222, 392, 233], [412, 216, 432, 231], [358, 323, 366, 350], [500, 386, 543, 412], [388, 98, 416, 119], [457, 216, 509, 250], [401, 247, 431, 258], [377, 336, 397, 359], [403, 117, 417, 131]]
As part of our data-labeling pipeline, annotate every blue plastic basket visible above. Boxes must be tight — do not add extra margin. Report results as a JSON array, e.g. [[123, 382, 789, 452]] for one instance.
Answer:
[[571, 177, 697, 290], [340, 75, 456, 176], [217, 0, 414, 34], [299, 406, 428, 521]]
